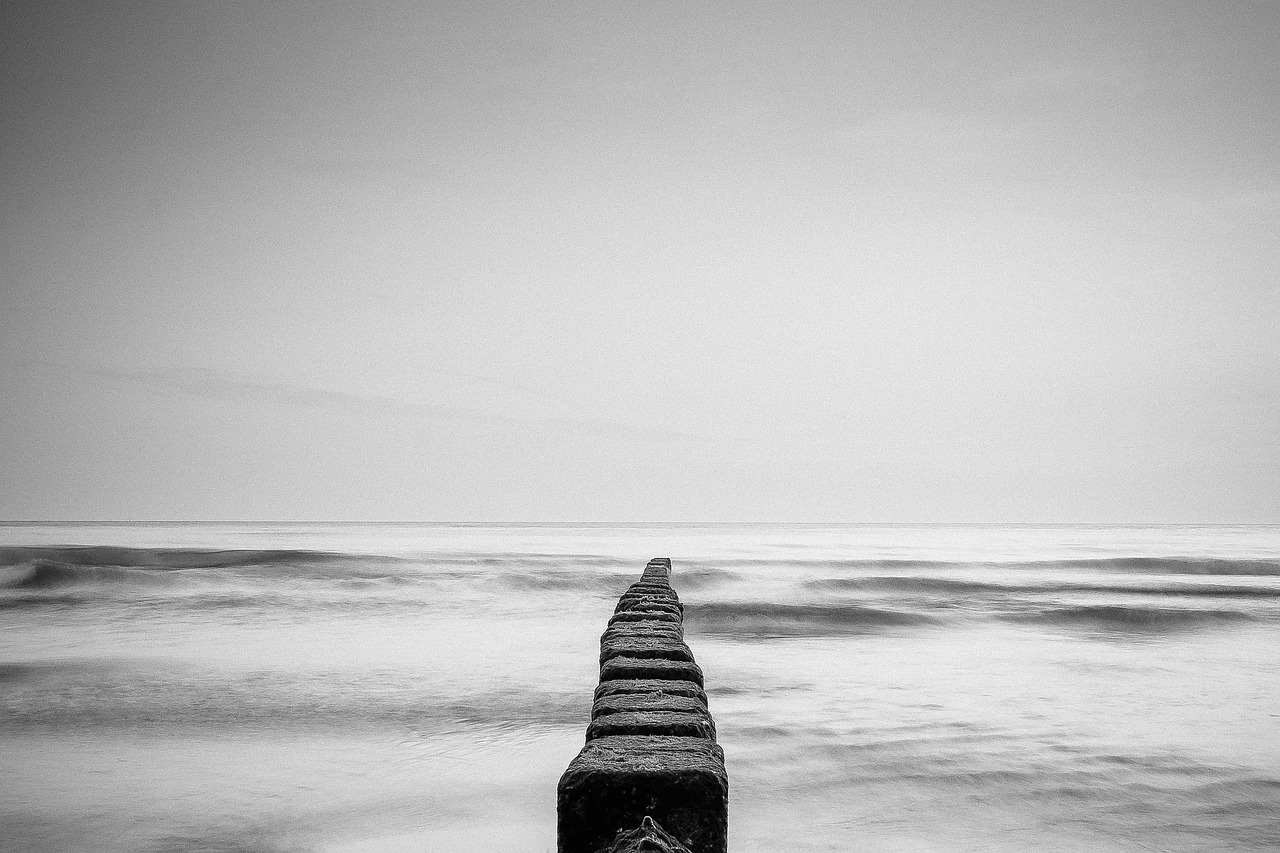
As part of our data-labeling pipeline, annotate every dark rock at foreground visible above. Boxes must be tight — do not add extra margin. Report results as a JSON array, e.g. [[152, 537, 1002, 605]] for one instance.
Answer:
[[558, 736, 727, 853]]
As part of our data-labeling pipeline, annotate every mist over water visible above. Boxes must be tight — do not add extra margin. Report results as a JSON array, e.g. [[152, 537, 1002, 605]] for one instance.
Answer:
[[2, 524, 1279, 853]]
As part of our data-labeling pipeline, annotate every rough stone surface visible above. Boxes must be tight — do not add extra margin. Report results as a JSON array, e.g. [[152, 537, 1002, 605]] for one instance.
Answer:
[[592, 692, 709, 720], [626, 589, 678, 604], [600, 656, 704, 686], [601, 631, 685, 653], [560, 559, 724, 853], [619, 584, 678, 598], [628, 582, 677, 597], [603, 816, 692, 853], [609, 610, 681, 626], [600, 635, 694, 666], [642, 562, 669, 573], [557, 736, 727, 853], [614, 606, 682, 622], [586, 710, 716, 741], [593, 678, 707, 705], [614, 598, 682, 617], [602, 621, 684, 642]]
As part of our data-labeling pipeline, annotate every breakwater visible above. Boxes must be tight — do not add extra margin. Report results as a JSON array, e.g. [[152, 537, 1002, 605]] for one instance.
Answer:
[[557, 557, 729, 853]]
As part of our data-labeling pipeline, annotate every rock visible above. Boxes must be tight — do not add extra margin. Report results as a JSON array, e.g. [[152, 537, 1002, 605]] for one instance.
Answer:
[[619, 584, 678, 598], [614, 598, 682, 617], [600, 656, 703, 686], [601, 629, 685, 652], [586, 710, 716, 741], [600, 636, 694, 666], [601, 621, 684, 642], [560, 559, 724, 853], [628, 582, 677, 597], [557, 736, 727, 853], [592, 691, 710, 720], [593, 678, 707, 706], [602, 816, 692, 853], [626, 588, 679, 604], [616, 590, 681, 607], [609, 610, 681, 626], [642, 558, 671, 581]]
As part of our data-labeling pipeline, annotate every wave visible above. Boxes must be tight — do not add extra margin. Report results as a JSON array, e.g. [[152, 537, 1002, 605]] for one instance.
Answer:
[[691, 556, 1280, 575], [0, 558, 315, 592], [0, 546, 631, 571], [0, 546, 364, 570], [1044, 557, 1280, 576], [0, 661, 589, 731], [805, 576, 1280, 598], [684, 601, 938, 638], [494, 570, 623, 592], [1000, 604, 1258, 632], [0, 546, 633, 596]]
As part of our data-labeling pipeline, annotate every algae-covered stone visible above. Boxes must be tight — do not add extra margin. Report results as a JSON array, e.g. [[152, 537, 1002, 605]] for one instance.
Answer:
[[557, 736, 727, 853], [620, 584, 677, 597], [600, 656, 703, 686], [608, 610, 681, 626], [593, 678, 707, 705], [592, 691, 709, 720], [601, 629, 684, 652], [586, 710, 716, 741], [615, 605, 681, 621], [602, 621, 684, 643], [615, 597, 682, 617], [603, 816, 692, 853], [600, 635, 693, 666], [628, 582, 677, 597], [626, 587, 678, 603]]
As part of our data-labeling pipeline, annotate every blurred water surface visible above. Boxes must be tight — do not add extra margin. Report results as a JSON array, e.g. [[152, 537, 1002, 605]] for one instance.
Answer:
[[2, 523, 1279, 852]]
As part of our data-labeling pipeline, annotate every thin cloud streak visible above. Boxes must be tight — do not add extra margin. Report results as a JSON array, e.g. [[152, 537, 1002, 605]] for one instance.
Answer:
[[25, 360, 709, 447]]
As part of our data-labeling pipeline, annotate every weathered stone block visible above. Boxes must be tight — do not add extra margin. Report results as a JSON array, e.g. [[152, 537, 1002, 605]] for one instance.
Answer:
[[600, 656, 703, 686], [586, 710, 716, 741], [614, 597, 682, 617], [602, 620, 684, 640], [593, 678, 707, 705], [592, 691, 709, 720], [609, 610, 681, 626], [602, 629, 684, 652], [557, 736, 727, 853], [619, 585, 677, 597], [600, 635, 694, 666], [628, 581, 676, 596]]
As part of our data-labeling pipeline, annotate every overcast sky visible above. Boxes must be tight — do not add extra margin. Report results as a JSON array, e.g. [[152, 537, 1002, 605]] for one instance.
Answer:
[[2, 0, 1277, 522]]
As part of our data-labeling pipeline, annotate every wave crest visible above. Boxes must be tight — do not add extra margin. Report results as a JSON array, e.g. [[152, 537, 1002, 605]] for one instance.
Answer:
[[684, 602, 937, 639], [1001, 604, 1257, 632]]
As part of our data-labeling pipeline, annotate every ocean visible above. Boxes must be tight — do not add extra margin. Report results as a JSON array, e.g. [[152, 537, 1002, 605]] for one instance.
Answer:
[[2, 523, 1278, 853]]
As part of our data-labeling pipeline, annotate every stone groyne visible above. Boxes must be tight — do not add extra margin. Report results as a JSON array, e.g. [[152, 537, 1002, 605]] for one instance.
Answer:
[[557, 558, 728, 853]]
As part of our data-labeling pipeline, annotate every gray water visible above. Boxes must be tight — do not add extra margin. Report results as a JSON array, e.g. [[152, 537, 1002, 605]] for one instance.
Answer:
[[2, 523, 1278, 852]]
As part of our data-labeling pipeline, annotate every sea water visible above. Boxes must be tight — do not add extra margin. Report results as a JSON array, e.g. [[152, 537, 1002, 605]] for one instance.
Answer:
[[2, 523, 1278, 853]]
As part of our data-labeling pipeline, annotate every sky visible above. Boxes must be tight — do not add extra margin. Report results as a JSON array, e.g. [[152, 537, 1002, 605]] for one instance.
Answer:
[[1, 0, 1277, 522]]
